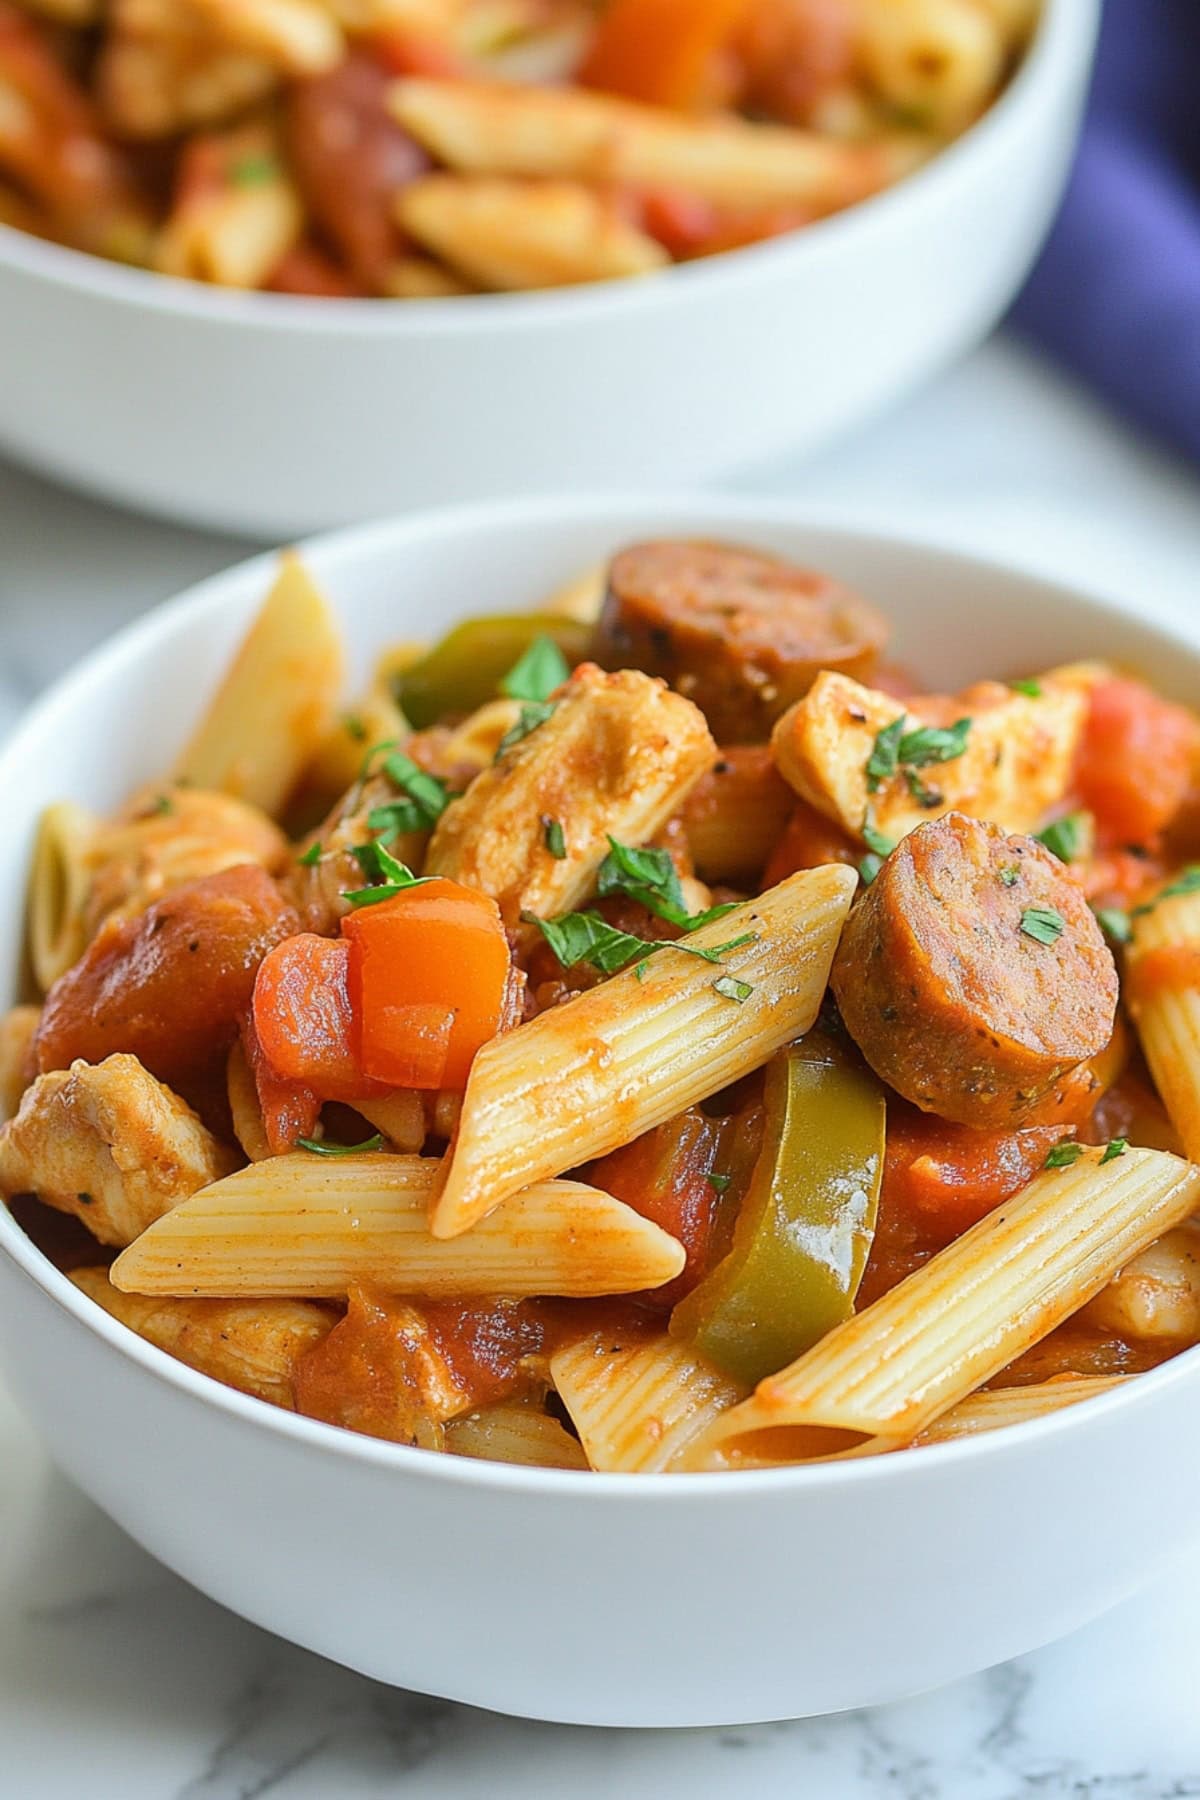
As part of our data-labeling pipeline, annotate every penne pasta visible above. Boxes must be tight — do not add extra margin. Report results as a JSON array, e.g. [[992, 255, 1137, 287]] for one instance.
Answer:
[[191, 0, 344, 75], [0, 1054, 239, 1246], [685, 1147, 1200, 1469], [305, 685, 413, 799], [551, 1328, 746, 1474], [771, 666, 1092, 844], [426, 663, 715, 927], [913, 1375, 1129, 1446], [398, 174, 669, 291], [71, 1266, 335, 1407], [27, 800, 100, 992], [173, 553, 345, 816], [1125, 886, 1200, 1162], [446, 1400, 589, 1470], [856, 0, 1006, 136], [680, 745, 795, 885], [353, 1088, 427, 1153], [99, 1, 281, 140], [109, 1154, 686, 1297], [0, 1005, 39, 1125], [381, 254, 474, 299], [431, 864, 857, 1238], [537, 562, 606, 627], [389, 77, 921, 210]]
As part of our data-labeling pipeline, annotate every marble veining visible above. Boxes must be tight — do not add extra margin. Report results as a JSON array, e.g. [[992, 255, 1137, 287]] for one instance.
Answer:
[[3, 335, 1200, 1797]]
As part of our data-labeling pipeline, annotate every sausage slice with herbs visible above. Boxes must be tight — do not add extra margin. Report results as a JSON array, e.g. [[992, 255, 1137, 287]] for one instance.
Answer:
[[831, 812, 1118, 1128], [592, 539, 888, 743]]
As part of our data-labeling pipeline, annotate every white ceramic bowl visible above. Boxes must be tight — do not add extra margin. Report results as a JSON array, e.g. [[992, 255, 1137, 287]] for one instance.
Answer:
[[2, 494, 1196, 1730], [0, 0, 1097, 538]]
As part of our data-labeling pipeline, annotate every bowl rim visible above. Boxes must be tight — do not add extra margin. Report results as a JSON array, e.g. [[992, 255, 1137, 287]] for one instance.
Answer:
[[0, 0, 1096, 337], [4, 487, 1194, 1503]]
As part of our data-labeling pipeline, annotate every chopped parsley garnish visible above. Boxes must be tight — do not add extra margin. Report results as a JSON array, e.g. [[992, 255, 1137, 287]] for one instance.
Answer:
[[1020, 906, 1065, 946], [341, 711, 368, 743], [904, 768, 944, 809], [706, 1172, 732, 1193], [1000, 864, 1021, 887], [151, 794, 173, 816], [861, 812, 897, 860], [344, 840, 434, 909], [543, 817, 567, 860], [298, 841, 323, 867], [500, 634, 570, 704], [297, 1133, 385, 1157], [525, 909, 755, 978], [1044, 1141, 1084, 1169], [866, 714, 971, 796], [1132, 865, 1200, 916], [1035, 811, 1091, 864], [858, 854, 885, 887], [496, 701, 556, 759], [381, 751, 449, 826], [1093, 906, 1132, 945], [1009, 678, 1043, 698], [1100, 1138, 1128, 1165], [356, 737, 400, 786], [229, 154, 278, 187], [596, 836, 737, 933], [713, 974, 753, 1003]]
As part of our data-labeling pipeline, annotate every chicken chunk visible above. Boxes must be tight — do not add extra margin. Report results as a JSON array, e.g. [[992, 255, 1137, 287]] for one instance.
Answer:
[[72, 1266, 334, 1408], [0, 1005, 39, 1124], [772, 667, 1095, 844], [0, 1055, 237, 1246], [425, 662, 716, 926], [1082, 1221, 1200, 1344]]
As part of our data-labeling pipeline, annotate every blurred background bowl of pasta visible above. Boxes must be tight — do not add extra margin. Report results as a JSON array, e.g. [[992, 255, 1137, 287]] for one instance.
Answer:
[[0, 0, 1096, 536], [1, 492, 1199, 1728]]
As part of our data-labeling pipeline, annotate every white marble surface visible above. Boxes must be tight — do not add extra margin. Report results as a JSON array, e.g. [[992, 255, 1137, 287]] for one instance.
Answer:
[[3, 334, 1200, 1797]]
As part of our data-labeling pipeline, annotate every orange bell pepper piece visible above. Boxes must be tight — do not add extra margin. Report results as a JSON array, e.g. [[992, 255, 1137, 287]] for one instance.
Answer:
[[252, 933, 382, 1102], [341, 879, 509, 1090], [579, 0, 752, 111]]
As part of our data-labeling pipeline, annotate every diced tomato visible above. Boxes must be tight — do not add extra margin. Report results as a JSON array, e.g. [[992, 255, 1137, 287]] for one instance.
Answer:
[[588, 1108, 734, 1308], [636, 186, 720, 258], [881, 1102, 1069, 1247], [1076, 677, 1200, 848], [763, 799, 858, 886], [252, 933, 376, 1101], [341, 879, 509, 1090], [240, 1012, 320, 1155], [579, 0, 752, 110]]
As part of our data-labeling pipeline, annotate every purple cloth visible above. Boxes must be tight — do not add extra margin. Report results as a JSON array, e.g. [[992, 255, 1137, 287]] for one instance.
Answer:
[[1010, 0, 1200, 465]]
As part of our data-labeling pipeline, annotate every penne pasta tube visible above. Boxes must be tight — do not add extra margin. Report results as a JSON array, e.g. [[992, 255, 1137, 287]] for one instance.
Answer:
[[551, 1328, 746, 1474], [1125, 886, 1200, 1162], [538, 562, 606, 626], [191, 0, 344, 74], [353, 1088, 427, 1153], [913, 1376, 1129, 1446], [856, 0, 1006, 136], [446, 1400, 589, 1470], [306, 684, 413, 798], [226, 1039, 271, 1162], [389, 77, 919, 210], [685, 1146, 1200, 1468], [680, 745, 795, 885], [27, 800, 100, 992], [398, 175, 669, 291], [771, 666, 1091, 844], [71, 1266, 335, 1408], [154, 133, 305, 288], [109, 1154, 685, 1298], [173, 554, 345, 816], [381, 254, 474, 299], [431, 864, 857, 1238]]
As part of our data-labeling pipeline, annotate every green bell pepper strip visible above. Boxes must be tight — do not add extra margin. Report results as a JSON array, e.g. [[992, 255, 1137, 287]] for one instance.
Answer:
[[393, 615, 591, 729], [671, 1038, 885, 1386]]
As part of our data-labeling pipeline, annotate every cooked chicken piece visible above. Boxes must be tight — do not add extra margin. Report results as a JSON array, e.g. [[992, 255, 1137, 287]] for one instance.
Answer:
[[0, 1006, 39, 1124], [0, 1055, 237, 1246], [82, 782, 288, 940], [72, 1267, 334, 1408], [425, 662, 716, 927], [771, 666, 1099, 845], [287, 769, 429, 936], [1082, 1221, 1200, 1344]]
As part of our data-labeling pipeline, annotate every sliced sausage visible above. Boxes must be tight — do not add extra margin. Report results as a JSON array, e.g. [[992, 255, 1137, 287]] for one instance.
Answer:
[[36, 865, 300, 1090], [592, 539, 888, 744], [831, 813, 1118, 1128]]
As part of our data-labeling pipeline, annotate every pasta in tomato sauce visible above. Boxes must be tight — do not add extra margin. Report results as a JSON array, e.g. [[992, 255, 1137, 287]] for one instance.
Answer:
[[5, 531, 1200, 1473]]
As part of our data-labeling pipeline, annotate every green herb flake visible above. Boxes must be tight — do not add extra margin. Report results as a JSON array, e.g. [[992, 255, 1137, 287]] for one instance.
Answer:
[[297, 1133, 385, 1157], [341, 711, 368, 743], [298, 841, 323, 867], [500, 635, 570, 704], [357, 737, 400, 784], [1000, 864, 1021, 887], [706, 1172, 732, 1194], [1094, 906, 1132, 945], [344, 840, 435, 909], [1133, 866, 1200, 917], [1020, 906, 1065, 946], [543, 817, 567, 860], [151, 794, 173, 816], [229, 154, 278, 188], [861, 811, 897, 860], [1044, 1140, 1084, 1170], [904, 767, 944, 809], [1009, 678, 1043, 698], [1100, 1138, 1128, 1165], [897, 717, 972, 769], [367, 800, 426, 843], [1035, 811, 1091, 864], [858, 853, 885, 887], [496, 701, 556, 759], [525, 911, 755, 979], [383, 751, 449, 826], [598, 835, 738, 933], [713, 974, 753, 1003], [866, 715, 906, 793]]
